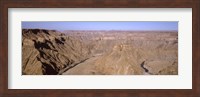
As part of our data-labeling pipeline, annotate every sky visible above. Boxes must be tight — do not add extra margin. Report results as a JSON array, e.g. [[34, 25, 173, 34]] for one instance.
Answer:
[[22, 21, 178, 31]]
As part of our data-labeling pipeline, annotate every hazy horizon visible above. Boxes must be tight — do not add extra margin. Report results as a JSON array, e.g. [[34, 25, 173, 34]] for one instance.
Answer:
[[22, 21, 178, 31]]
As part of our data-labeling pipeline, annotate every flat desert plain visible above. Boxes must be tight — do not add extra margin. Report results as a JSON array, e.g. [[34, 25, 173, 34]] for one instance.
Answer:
[[22, 29, 178, 75]]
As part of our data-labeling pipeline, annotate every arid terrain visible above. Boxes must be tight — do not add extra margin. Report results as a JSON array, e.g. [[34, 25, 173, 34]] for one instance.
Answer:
[[22, 29, 178, 75]]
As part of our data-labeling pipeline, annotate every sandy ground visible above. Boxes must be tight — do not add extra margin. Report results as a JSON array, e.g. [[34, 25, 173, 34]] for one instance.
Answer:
[[62, 55, 101, 75]]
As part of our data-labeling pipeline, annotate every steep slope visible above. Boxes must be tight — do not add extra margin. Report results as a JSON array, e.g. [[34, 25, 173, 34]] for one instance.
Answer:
[[22, 29, 90, 75], [93, 44, 143, 75]]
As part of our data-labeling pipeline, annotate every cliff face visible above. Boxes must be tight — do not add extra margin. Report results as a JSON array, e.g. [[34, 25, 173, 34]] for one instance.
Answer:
[[22, 29, 90, 75], [22, 29, 178, 75]]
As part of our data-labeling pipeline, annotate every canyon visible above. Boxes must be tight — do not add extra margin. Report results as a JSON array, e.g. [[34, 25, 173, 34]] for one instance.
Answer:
[[22, 29, 178, 75]]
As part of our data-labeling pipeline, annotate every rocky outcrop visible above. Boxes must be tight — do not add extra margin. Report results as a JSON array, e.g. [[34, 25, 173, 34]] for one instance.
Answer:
[[22, 29, 90, 75]]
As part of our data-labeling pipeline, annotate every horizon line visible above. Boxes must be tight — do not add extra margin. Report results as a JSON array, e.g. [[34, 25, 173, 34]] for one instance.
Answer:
[[22, 28, 178, 32]]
